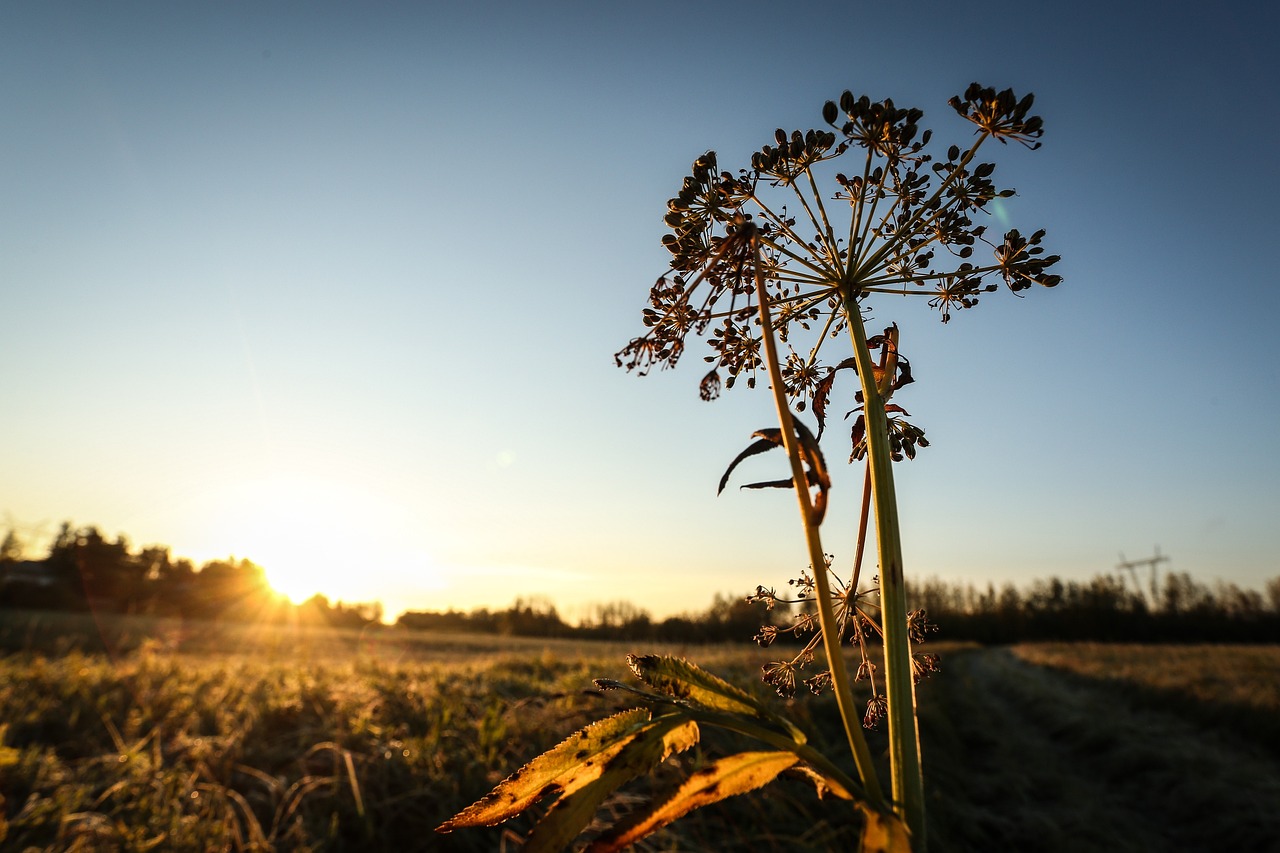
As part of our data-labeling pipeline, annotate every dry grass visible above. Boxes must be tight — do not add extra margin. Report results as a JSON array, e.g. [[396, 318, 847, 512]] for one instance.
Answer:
[[1008, 643, 1280, 760], [0, 615, 1277, 851], [921, 645, 1280, 852]]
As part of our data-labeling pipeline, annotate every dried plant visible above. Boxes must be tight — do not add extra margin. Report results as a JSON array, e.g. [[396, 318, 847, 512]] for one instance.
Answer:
[[440, 82, 1061, 851]]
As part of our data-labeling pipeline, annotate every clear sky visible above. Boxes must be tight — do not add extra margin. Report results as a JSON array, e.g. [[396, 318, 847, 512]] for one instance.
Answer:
[[3, 1, 1277, 622]]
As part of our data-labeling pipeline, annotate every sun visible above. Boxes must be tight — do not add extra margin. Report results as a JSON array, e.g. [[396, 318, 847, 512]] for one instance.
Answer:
[[204, 474, 436, 609]]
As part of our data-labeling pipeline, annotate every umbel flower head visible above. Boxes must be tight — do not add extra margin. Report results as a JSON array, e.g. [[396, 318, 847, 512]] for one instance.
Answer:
[[616, 83, 1061, 449]]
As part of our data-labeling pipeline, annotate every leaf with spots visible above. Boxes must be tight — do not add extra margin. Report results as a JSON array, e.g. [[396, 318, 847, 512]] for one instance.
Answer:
[[523, 715, 700, 852], [436, 707, 694, 832], [584, 751, 800, 852]]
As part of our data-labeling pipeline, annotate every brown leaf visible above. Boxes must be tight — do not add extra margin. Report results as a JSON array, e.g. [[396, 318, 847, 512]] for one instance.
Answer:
[[585, 752, 800, 852], [717, 429, 783, 495]]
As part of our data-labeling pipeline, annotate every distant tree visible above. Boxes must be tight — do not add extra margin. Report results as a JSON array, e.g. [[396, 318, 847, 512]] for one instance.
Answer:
[[702, 592, 772, 642], [497, 596, 567, 637], [397, 608, 482, 633], [1160, 571, 1213, 618], [41, 524, 144, 612], [582, 600, 654, 639], [191, 557, 279, 621], [298, 594, 383, 628], [0, 530, 24, 563]]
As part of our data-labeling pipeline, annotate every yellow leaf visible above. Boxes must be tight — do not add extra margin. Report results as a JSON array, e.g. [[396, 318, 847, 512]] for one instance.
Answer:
[[437, 708, 653, 831], [860, 809, 913, 853], [586, 751, 799, 852], [524, 717, 699, 853]]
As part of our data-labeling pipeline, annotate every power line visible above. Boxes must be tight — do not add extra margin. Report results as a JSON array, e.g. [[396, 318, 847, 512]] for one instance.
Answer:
[[1117, 546, 1170, 606]]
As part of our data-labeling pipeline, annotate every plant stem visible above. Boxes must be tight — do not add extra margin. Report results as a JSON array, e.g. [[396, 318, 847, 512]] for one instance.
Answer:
[[844, 305, 926, 848], [850, 463, 872, 597], [748, 231, 886, 809]]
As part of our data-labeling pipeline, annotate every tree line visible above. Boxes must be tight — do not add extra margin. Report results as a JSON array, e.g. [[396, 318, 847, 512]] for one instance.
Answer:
[[397, 574, 1280, 645], [397, 593, 768, 643], [909, 572, 1280, 644], [0, 524, 380, 629], [2, 523, 1277, 643]]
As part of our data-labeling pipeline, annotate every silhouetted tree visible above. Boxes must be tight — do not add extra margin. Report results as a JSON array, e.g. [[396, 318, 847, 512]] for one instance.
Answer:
[[190, 557, 279, 621], [0, 530, 24, 563]]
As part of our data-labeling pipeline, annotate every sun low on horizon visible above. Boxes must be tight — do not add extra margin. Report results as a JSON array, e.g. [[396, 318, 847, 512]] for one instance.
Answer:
[[190, 473, 445, 613]]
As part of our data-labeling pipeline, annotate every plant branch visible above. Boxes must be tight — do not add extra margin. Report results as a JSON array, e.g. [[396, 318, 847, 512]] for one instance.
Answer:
[[844, 308, 925, 847], [857, 134, 989, 278], [748, 228, 886, 808], [803, 166, 840, 266]]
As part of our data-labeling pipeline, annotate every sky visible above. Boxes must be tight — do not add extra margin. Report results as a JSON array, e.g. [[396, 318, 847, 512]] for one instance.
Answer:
[[2, 1, 1277, 623]]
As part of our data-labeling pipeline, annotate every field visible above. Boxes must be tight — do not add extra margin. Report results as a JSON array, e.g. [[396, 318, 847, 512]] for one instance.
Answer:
[[1, 612, 1278, 852]]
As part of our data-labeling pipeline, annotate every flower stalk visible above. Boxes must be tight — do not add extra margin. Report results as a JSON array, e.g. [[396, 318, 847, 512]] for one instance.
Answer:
[[616, 83, 1060, 846], [749, 227, 886, 808], [444, 83, 1060, 853], [845, 309, 925, 843]]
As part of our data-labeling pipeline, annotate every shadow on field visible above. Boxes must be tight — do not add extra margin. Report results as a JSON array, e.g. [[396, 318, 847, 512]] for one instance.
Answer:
[[1007, 643, 1280, 762], [918, 646, 1280, 853]]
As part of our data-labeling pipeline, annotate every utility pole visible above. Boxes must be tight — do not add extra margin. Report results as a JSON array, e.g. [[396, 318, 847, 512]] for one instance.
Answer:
[[1117, 546, 1170, 607]]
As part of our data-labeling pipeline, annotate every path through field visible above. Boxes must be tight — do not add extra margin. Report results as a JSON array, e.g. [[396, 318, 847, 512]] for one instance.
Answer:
[[920, 646, 1280, 852]]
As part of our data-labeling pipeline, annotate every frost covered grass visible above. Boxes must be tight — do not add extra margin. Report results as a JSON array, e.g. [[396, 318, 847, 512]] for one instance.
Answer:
[[1, 635, 1277, 851]]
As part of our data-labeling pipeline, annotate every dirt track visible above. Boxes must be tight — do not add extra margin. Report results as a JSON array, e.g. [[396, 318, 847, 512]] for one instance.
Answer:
[[919, 647, 1280, 852]]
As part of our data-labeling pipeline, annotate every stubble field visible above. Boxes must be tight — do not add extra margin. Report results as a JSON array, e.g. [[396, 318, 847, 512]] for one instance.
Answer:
[[1, 613, 1277, 852]]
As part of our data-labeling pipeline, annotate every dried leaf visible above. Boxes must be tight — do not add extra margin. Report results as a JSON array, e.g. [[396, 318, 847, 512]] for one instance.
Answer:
[[717, 430, 783, 495], [437, 708, 657, 831], [523, 716, 700, 853], [812, 357, 858, 439], [717, 420, 830, 523], [739, 477, 799, 491], [792, 418, 830, 523], [585, 751, 800, 852], [789, 764, 855, 801], [860, 809, 913, 853]]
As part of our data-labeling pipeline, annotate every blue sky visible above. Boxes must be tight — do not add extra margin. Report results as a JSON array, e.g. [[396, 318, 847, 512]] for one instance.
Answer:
[[2, 2, 1277, 621]]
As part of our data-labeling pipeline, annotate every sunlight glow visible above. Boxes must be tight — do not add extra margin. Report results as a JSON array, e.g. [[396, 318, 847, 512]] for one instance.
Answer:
[[203, 474, 438, 608]]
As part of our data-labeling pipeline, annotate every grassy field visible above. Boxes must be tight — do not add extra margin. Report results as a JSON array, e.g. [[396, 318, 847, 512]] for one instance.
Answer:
[[1, 612, 1278, 851]]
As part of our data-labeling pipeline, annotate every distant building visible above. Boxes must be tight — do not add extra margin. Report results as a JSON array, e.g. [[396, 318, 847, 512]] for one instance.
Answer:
[[0, 560, 73, 609]]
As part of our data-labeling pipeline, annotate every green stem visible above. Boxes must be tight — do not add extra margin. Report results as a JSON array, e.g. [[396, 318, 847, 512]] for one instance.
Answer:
[[844, 305, 925, 848], [748, 230, 886, 809]]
